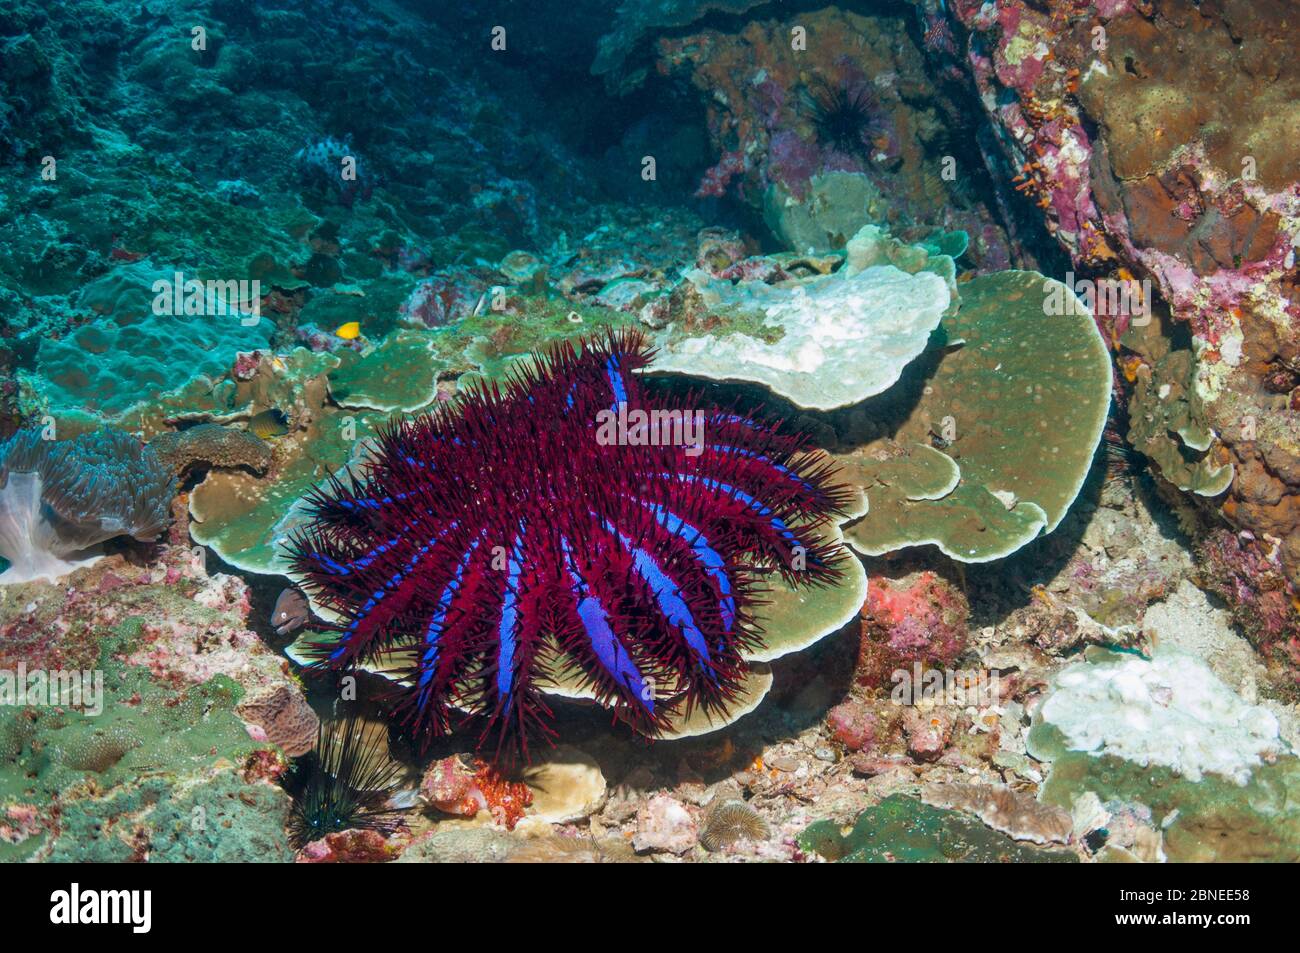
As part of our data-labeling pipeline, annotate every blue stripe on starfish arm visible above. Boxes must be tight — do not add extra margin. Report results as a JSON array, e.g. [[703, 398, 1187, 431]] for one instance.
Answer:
[[706, 444, 817, 493], [669, 474, 806, 553], [333, 489, 417, 511], [559, 536, 653, 712], [637, 501, 735, 634], [604, 355, 629, 409], [604, 521, 718, 682], [309, 512, 435, 575], [495, 532, 527, 703], [415, 537, 480, 706], [328, 524, 458, 661]]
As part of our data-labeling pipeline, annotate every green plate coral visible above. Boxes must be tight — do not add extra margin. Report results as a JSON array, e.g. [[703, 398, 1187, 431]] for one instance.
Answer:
[[843, 270, 1112, 561], [797, 795, 1077, 863]]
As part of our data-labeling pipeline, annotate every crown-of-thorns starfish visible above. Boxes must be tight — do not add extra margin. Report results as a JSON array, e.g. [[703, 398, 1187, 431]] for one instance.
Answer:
[[288, 330, 852, 758]]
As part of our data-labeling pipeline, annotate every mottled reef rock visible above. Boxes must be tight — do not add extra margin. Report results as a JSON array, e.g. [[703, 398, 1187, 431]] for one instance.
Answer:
[[927, 0, 1300, 654]]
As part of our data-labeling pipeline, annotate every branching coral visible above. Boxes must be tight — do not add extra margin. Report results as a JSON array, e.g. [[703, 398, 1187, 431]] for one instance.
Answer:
[[0, 428, 174, 584]]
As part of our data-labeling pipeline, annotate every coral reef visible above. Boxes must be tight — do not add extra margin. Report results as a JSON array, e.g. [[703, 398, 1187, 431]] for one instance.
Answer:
[[841, 268, 1112, 561], [930, 0, 1300, 644], [1029, 647, 1287, 784], [650, 227, 954, 410], [639, 6, 1011, 268], [20, 263, 273, 428], [0, 547, 304, 862], [3, 0, 1297, 866]]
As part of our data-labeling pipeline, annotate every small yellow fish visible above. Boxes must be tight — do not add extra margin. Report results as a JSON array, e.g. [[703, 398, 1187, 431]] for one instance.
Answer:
[[335, 321, 362, 340], [249, 408, 291, 440]]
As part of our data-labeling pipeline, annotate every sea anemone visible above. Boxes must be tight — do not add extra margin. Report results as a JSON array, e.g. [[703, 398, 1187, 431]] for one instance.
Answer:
[[286, 714, 403, 848], [804, 75, 884, 157], [0, 427, 174, 584], [288, 330, 852, 757]]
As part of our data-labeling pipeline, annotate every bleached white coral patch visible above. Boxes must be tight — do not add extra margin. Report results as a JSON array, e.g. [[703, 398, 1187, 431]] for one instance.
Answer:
[[651, 262, 949, 410], [1036, 649, 1286, 784]]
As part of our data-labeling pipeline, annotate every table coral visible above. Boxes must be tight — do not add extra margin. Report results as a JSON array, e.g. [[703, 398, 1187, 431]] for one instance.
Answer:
[[840, 270, 1112, 561], [289, 331, 857, 754], [932, 0, 1300, 643], [650, 226, 953, 410]]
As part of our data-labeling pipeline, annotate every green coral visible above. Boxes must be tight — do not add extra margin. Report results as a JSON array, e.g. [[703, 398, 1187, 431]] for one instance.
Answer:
[[797, 795, 1077, 862], [919, 229, 970, 261], [763, 171, 889, 253], [441, 293, 633, 383], [19, 262, 274, 428], [327, 330, 447, 412], [190, 408, 385, 575], [741, 504, 868, 662], [146, 772, 294, 863], [298, 274, 415, 341], [1040, 753, 1300, 862], [0, 615, 290, 863], [1025, 646, 1297, 862], [843, 270, 1112, 561], [1129, 348, 1234, 496]]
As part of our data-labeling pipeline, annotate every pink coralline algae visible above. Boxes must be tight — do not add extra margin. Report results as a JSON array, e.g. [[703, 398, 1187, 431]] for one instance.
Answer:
[[902, 706, 955, 762], [419, 755, 533, 830], [1198, 528, 1300, 678], [296, 828, 401, 864], [0, 804, 44, 846], [857, 569, 970, 689], [826, 700, 878, 752], [695, 149, 747, 198]]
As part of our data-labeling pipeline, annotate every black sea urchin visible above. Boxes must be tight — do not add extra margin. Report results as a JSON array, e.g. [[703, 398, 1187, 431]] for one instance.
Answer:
[[805, 76, 884, 156], [286, 714, 402, 848]]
